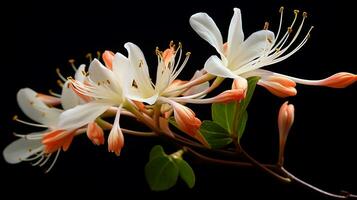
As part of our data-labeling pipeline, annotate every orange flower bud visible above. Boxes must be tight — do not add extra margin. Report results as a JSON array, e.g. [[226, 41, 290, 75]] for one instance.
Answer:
[[87, 122, 105, 145], [320, 72, 357, 88], [277, 101, 294, 166], [102, 50, 115, 70], [213, 89, 245, 103]]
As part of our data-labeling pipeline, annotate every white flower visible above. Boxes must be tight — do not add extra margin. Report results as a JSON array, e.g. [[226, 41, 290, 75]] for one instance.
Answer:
[[3, 65, 87, 171], [121, 42, 197, 104], [59, 57, 130, 155], [190, 7, 314, 95]]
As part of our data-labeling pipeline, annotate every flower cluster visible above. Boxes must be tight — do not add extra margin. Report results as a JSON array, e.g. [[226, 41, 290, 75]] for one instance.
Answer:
[[3, 7, 356, 195]]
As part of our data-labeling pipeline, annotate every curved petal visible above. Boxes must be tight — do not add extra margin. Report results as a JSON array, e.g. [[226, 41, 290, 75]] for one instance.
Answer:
[[204, 56, 237, 78], [88, 59, 122, 93], [58, 101, 112, 130], [3, 132, 45, 164], [61, 81, 82, 110], [227, 8, 244, 60], [190, 12, 224, 56], [124, 42, 155, 96], [74, 64, 86, 83], [231, 30, 275, 70], [17, 88, 62, 127], [112, 52, 133, 91], [126, 93, 159, 105]]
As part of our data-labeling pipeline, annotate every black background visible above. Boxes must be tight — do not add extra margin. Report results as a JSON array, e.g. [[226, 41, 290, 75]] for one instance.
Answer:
[[1, 0, 356, 199]]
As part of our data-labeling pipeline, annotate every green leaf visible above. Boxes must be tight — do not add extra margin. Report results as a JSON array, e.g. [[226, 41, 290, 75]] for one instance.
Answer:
[[200, 120, 232, 148], [145, 156, 179, 191], [211, 77, 259, 139], [174, 159, 195, 188], [240, 76, 260, 111], [149, 145, 166, 161], [237, 111, 248, 140], [211, 102, 237, 134]]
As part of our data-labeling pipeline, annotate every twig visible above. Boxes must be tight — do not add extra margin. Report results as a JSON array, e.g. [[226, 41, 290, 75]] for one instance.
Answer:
[[281, 167, 357, 199]]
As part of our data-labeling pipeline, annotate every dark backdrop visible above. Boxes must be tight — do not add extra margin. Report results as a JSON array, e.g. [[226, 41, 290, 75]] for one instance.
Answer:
[[1, 0, 356, 199]]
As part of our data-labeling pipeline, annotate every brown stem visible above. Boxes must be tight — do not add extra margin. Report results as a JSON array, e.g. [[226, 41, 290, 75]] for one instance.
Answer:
[[169, 132, 240, 157], [185, 147, 276, 169], [281, 167, 357, 199], [239, 147, 291, 183]]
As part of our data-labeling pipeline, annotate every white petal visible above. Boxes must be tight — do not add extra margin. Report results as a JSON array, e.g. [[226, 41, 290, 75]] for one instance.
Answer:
[[124, 42, 156, 99], [88, 59, 122, 93], [204, 56, 237, 78], [74, 64, 86, 83], [112, 52, 133, 91], [17, 88, 62, 127], [227, 8, 244, 60], [190, 12, 224, 56], [126, 93, 159, 105], [3, 132, 44, 164], [231, 30, 275, 69], [124, 42, 150, 78], [124, 42, 154, 95], [61, 81, 81, 110], [58, 101, 112, 130]]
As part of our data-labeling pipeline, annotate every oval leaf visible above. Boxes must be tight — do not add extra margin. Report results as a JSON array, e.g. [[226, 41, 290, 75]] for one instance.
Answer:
[[237, 111, 248, 140], [174, 159, 195, 188], [200, 120, 232, 148], [145, 156, 179, 191], [149, 145, 166, 161]]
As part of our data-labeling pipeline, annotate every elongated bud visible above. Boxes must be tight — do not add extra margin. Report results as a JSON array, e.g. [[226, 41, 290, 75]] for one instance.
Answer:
[[87, 122, 105, 145], [102, 50, 115, 70], [172, 101, 201, 136], [259, 76, 297, 97], [213, 89, 245, 103], [319, 72, 357, 88], [36, 93, 61, 106], [108, 110, 124, 156], [277, 101, 295, 166], [171, 101, 207, 145]]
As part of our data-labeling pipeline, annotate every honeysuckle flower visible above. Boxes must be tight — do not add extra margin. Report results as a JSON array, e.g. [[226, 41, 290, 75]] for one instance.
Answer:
[[2, 65, 95, 170], [61, 57, 130, 155], [3, 88, 85, 172], [277, 101, 294, 166], [190, 7, 321, 95], [117, 42, 195, 104]]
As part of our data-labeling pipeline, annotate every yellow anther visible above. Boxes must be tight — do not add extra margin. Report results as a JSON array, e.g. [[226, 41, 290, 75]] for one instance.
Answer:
[[57, 80, 64, 87], [288, 27, 293, 33], [86, 53, 93, 61], [294, 10, 300, 15], [303, 12, 308, 18]]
